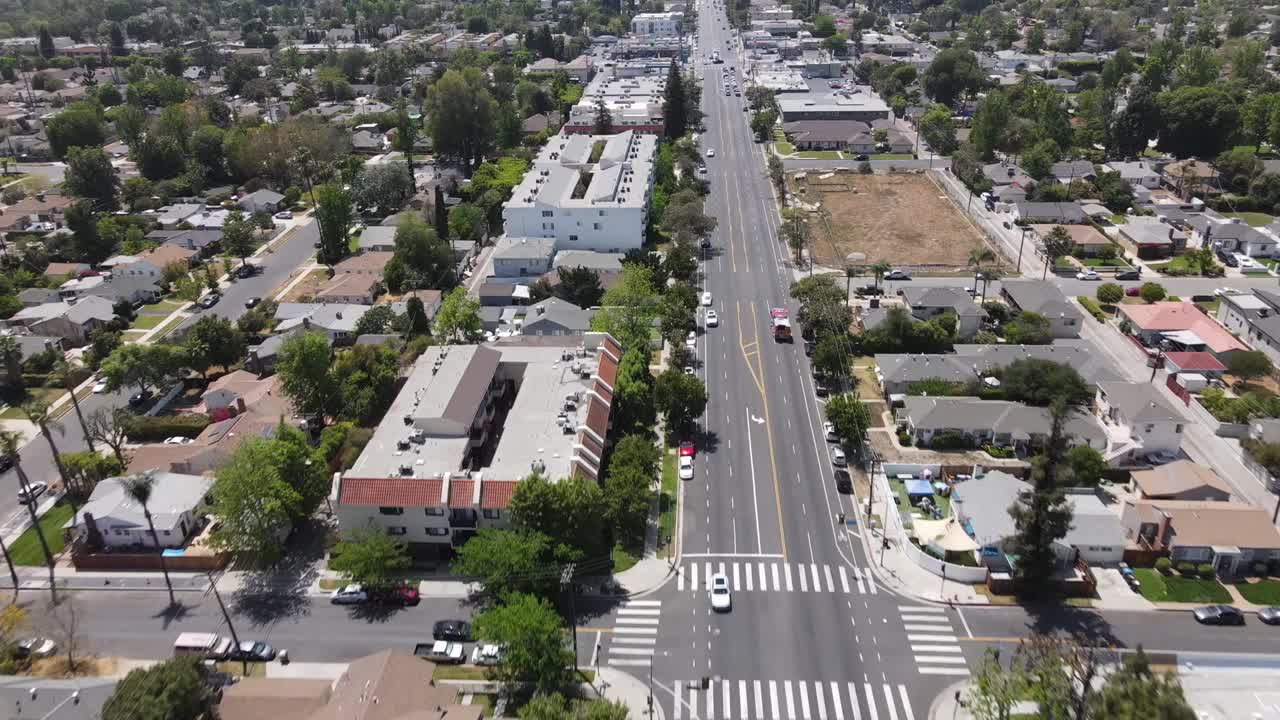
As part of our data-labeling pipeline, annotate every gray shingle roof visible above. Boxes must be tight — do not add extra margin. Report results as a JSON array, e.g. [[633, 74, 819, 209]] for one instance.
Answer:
[[901, 286, 985, 317], [1098, 381, 1183, 423], [1000, 280, 1083, 322]]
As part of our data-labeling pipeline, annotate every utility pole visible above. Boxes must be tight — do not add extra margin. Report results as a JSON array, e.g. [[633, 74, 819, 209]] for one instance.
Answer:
[[1016, 227, 1027, 273], [207, 572, 245, 673], [648, 655, 655, 720], [561, 565, 578, 662]]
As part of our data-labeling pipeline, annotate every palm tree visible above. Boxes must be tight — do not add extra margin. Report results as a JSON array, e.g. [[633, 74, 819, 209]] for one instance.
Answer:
[[977, 269, 997, 305], [967, 247, 995, 290], [0, 431, 55, 603], [844, 264, 860, 299], [0, 533, 17, 601], [120, 471, 175, 606], [52, 361, 94, 455], [21, 402, 74, 499], [871, 260, 891, 292], [0, 336, 22, 394]]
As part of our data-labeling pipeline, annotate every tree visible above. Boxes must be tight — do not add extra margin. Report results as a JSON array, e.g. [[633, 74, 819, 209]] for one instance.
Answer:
[[404, 296, 431, 336], [99, 343, 184, 395], [825, 394, 871, 445], [521, 694, 629, 720], [353, 305, 397, 336], [604, 434, 659, 543], [330, 527, 411, 589], [330, 344, 399, 425], [663, 60, 687, 139], [1040, 225, 1075, 279], [66, 201, 113, 265], [509, 474, 606, 560], [63, 147, 120, 208], [102, 656, 212, 720], [1088, 648, 1196, 719], [1156, 87, 1240, 159], [276, 331, 338, 418], [433, 287, 483, 344], [388, 214, 453, 292], [1172, 45, 1222, 88], [613, 347, 656, 436], [812, 335, 850, 379], [1007, 399, 1075, 585], [59, 452, 122, 504], [966, 648, 1030, 720], [1139, 282, 1167, 304], [592, 97, 613, 135], [922, 47, 985, 108], [120, 472, 175, 606], [654, 368, 708, 439], [0, 432, 54, 602], [46, 102, 106, 159], [1021, 140, 1059, 181], [184, 316, 247, 377], [86, 407, 131, 466], [220, 210, 256, 273], [1002, 311, 1053, 346], [426, 67, 497, 172], [1096, 283, 1123, 305], [395, 104, 418, 192], [1215, 148, 1263, 194], [22, 402, 71, 508], [454, 529, 559, 599], [447, 203, 487, 244], [314, 184, 354, 266], [1229, 350, 1274, 386], [750, 108, 778, 142], [354, 163, 415, 213], [1067, 445, 1108, 487], [473, 593, 576, 696], [918, 104, 958, 155], [555, 266, 604, 308]]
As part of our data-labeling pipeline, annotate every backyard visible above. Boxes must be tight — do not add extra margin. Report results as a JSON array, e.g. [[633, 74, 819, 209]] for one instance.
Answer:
[[788, 172, 997, 270], [1132, 568, 1231, 603], [889, 476, 951, 518]]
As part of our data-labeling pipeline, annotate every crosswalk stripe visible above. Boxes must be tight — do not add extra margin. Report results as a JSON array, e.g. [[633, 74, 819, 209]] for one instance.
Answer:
[[830, 682, 844, 720], [739, 680, 748, 720], [847, 683, 861, 720], [900, 605, 944, 613], [678, 566, 685, 591], [719, 561, 727, 581], [609, 647, 655, 656], [901, 618, 949, 626], [773, 563, 781, 591], [906, 633, 957, 642], [898, 685, 915, 720], [854, 566, 866, 594], [705, 562, 712, 589], [824, 565, 835, 593], [798, 565, 808, 592], [620, 606, 663, 614], [902, 623, 949, 631], [607, 658, 650, 666], [799, 681, 811, 720], [910, 644, 962, 653], [785, 681, 796, 720], [918, 667, 971, 676], [614, 627, 659, 635], [616, 618, 660, 625], [755, 680, 764, 720], [613, 635, 656, 644], [863, 683, 878, 720], [784, 564, 793, 591], [675, 681, 683, 720], [867, 569, 877, 594], [690, 687, 699, 720], [759, 562, 767, 591], [623, 600, 662, 607], [733, 562, 741, 591], [815, 679, 828, 720], [745, 562, 753, 591], [838, 566, 850, 594], [708, 679, 715, 720], [723, 679, 731, 720], [770, 681, 780, 720], [690, 564, 698, 592], [915, 655, 968, 665], [882, 685, 898, 720], [809, 564, 821, 592]]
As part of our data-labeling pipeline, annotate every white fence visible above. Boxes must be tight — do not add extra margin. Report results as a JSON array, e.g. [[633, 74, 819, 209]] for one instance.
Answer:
[[875, 471, 989, 584]]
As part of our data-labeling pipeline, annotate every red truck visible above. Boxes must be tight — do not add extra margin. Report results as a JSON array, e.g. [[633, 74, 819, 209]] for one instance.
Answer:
[[770, 308, 792, 342]]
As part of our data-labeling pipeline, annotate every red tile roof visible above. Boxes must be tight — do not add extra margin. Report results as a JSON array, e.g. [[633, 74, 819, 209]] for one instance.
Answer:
[[479, 480, 517, 509], [448, 480, 475, 508], [1163, 351, 1227, 372], [339, 477, 442, 507]]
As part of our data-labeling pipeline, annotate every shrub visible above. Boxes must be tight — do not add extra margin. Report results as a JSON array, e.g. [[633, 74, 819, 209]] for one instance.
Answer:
[[124, 414, 211, 442], [1154, 557, 1172, 574], [1096, 282, 1123, 304], [1253, 561, 1269, 577], [897, 430, 912, 446], [981, 443, 1012, 458], [929, 431, 972, 450], [1197, 562, 1215, 579], [1176, 561, 1196, 575], [1077, 296, 1106, 322]]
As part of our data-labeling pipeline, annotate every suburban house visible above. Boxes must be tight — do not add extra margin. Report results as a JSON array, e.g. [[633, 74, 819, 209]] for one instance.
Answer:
[[4, 296, 115, 345], [899, 286, 985, 340], [0, 192, 73, 235], [1161, 351, 1226, 379], [312, 251, 392, 305], [874, 343, 1117, 396], [1030, 224, 1113, 256], [334, 335, 620, 558], [1217, 290, 1280, 367], [981, 162, 1036, 204], [897, 396, 1107, 452], [1130, 460, 1231, 502], [950, 471, 1126, 569], [1047, 160, 1096, 185], [149, 229, 222, 256], [1105, 161, 1162, 189], [201, 369, 275, 416], [521, 297, 595, 336], [138, 243, 198, 271], [0, 677, 118, 720], [65, 473, 214, 549], [17, 287, 59, 306], [999, 280, 1083, 338], [355, 225, 398, 253], [42, 261, 89, 280], [1161, 159, 1221, 199], [1095, 381, 1185, 464], [781, 120, 872, 151], [1191, 218, 1279, 258], [238, 189, 286, 214], [58, 270, 161, 305], [1120, 498, 1280, 576], [491, 237, 556, 278], [1010, 202, 1085, 224], [1118, 301, 1249, 361], [274, 303, 371, 343]]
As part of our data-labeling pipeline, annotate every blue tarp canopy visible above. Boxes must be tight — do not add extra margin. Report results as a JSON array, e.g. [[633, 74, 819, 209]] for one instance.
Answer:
[[905, 479, 933, 498]]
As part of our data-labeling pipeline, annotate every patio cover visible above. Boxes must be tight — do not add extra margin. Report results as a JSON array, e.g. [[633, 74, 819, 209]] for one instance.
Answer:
[[914, 518, 980, 553], [905, 479, 934, 498]]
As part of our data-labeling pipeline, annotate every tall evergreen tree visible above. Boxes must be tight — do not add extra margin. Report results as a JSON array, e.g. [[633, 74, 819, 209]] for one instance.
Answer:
[[593, 98, 613, 135], [1006, 398, 1075, 586], [663, 61, 687, 139], [109, 24, 126, 57], [38, 27, 54, 59]]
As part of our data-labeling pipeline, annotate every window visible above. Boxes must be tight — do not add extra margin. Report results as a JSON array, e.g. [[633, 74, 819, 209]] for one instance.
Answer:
[[1144, 424, 1154, 433], [593, 223, 601, 230], [163, 530, 171, 536], [1175, 424, 1183, 433], [425, 507, 445, 516], [379, 506, 404, 515], [569, 235, 579, 241], [542, 210, 554, 217], [483, 509, 501, 520], [599, 210, 605, 216], [426, 527, 449, 536], [387, 526, 407, 536]]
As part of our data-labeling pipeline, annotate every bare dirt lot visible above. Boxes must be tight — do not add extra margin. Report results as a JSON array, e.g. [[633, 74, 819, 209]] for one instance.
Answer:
[[788, 172, 1000, 271]]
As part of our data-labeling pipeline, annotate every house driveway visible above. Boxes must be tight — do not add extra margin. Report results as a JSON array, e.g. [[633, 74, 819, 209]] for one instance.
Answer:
[[1093, 567, 1154, 611]]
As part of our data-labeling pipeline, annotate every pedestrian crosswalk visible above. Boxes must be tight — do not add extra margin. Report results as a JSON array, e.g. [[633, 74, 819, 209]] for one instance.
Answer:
[[677, 561, 876, 595], [605, 600, 662, 667], [898, 605, 969, 677], [670, 678, 916, 720]]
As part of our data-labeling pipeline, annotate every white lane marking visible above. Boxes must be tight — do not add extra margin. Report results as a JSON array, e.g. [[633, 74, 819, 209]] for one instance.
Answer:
[[854, 567, 866, 594], [723, 679, 731, 720], [899, 605, 944, 613], [773, 563, 781, 591], [612, 636, 657, 645], [906, 633, 958, 642], [917, 668, 972, 676], [898, 686, 916, 720], [678, 566, 685, 591], [830, 682, 844, 720], [863, 683, 878, 720], [799, 681, 811, 720], [738, 680, 748, 720], [902, 624, 951, 632], [847, 683, 862, 720], [609, 647, 656, 656], [798, 564, 808, 592], [607, 659, 651, 666], [705, 562, 712, 589], [882, 685, 898, 720], [616, 618, 660, 625], [675, 681, 683, 720], [707, 677, 714, 720], [810, 563, 822, 592], [784, 681, 796, 720], [824, 565, 835, 593], [690, 688, 699, 720], [770, 681, 779, 720], [755, 681, 763, 720], [910, 644, 963, 653], [758, 561, 767, 591], [815, 680, 828, 720], [614, 627, 659, 635], [839, 566, 850, 594], [745, 562, 753, 591], [733, 562, 741, 591]]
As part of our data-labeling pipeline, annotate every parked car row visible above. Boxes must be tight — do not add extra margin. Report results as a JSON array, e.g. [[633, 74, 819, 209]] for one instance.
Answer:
[[330, 583, 421, 606]]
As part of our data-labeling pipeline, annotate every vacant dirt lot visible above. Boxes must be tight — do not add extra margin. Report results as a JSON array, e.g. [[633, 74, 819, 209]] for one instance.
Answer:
[[788, 172, 997, 270]]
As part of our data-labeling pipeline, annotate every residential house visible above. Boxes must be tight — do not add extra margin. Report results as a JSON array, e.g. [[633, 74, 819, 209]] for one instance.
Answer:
[[274, 303, 371, 343], [1161, 159, 1221, 199], [391, 289, 443, 323], [521, 297, 595, 336], [1029, 223, 1114, 256], [776, 91, 892, 123], [523, 111, 562, 134], [478, 283, 516, 307], [898, 396, 1107, 452], [1118, 301, 1249, 361], [155, 203, 205, 228], [0, 677, 118, 720], [312, 251, 392, 305], [247, 328, 328, 376], [980, 162, 1036, 204], [1217, 289, 1280, 368], [999, 280, 1083, 338], [1010, 202, 1086, 224], [239, 189, 286, 214], [1194, 218, 1280, 258], [150, 229, 222, 257], [355, 225, 398, 253], [1161, 351, 1226, 379], [352, 129, 389, 154], [58, 270, 160, 305], [1118, 218, 1186, 260], [1095, 381, 1185, 464], [41, 262, 89, 280], [781, 120, 872, 151], [900, 286, 985, 339], [16, 287, 59, 307], [874, 343, 1118, 397], [1130, 460, 1231, 502], [1105, 161, 1162, 190], [1120, 498, 1280, 576], [1048, 160, 1096, 185], [65, 472, 213, 549], [201, 369, 275, 416], [0, 192, 72, 235], [491, 237, 556, 279], [138, 243, 197, 271], [4, 296, 114, 345], [950, 471, 1126, 568]]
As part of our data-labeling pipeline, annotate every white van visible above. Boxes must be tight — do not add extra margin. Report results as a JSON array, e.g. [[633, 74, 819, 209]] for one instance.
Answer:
[[173, 632, 233, 660]]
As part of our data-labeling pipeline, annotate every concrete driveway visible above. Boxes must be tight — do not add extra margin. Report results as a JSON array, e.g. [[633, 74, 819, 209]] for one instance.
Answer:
[[1094, 568, 1154, 611]]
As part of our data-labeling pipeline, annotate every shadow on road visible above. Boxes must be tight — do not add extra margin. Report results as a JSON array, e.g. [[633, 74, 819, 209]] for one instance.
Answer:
[[230, 519, 327, 627], [1022, 602, 1125, 649]]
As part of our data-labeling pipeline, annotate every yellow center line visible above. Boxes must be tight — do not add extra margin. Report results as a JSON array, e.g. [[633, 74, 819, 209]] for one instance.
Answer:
[[741, 301, 788, 560]]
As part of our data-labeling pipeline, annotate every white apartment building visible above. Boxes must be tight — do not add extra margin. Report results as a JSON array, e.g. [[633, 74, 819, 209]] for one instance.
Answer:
[[630, 11, 683, 37], [565, 72, 667, 133], [502, 130, 657, 252]]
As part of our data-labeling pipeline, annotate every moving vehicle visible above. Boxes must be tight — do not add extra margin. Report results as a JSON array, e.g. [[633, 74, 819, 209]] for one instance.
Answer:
[[245, 296, 262, 309], [1258, 607, 1280, 625], [770, 308, 792, 342], [197, 293, 220, 309], [710, 573, 731, 611], [1115, 269, 1141, 280], [92, 379, 109, 393], [883, 269, 912, 281], [1193, 605, 1245, 625], [706, 309, 719, 327], [417, 641, 465, 664], [679, 455, 695, 480], [853, 154, 870, 161], [173, 632, 234, 660], [163, 436, 192, 445], [701, 291, 713, 306], [331, 584, 369, 605], [432, 620, 471, 641], [680, 440, 696, 457], [1075, 270, 1101, 281], [706, 149, 716, 157], [15, 637, 55, 659], [834, 470, 853, 494], [273, 211, 293, 219], [236, 264, 257, 279], [229, 641, 277, 662], [17, 482, 47, 505]]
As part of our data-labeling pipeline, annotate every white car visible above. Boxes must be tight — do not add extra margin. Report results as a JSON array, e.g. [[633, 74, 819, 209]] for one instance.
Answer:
[[273, 211, 293, 220], [92, 380, 109, 393], [686, 331, 697, 348], [701, 291, 713, 306], [710, 572, 731, 611], [426, 640, 465, 664], [17, 481, 46, 505], [883, 269, 912, 281], [163, 436, 192, 445], [706, 310, 719, 327], [679, 455, 695, 480], [1076, 270, 1101, 281], [684, 366, 696, 375], [16, 637, 56, 659], [824, 421, 838, 442], [331, 584, 369, 605], [830, 447, 847, 467], [471, 643, 504, 666], [706, 149, 716, 157]]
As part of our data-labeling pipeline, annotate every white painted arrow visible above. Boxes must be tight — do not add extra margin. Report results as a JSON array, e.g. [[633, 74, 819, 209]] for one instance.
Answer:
[[751, 415, 765, 424]]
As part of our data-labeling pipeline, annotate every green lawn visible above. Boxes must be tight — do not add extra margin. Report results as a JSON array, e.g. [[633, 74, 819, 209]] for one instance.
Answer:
[[1078, 257, 1132, 268], [1133, 568, 1231, 603], [1108, 214, 1128, 225], [148, 298, 187, 312], [612, 544, 639, 573], [888, 477, 950, 518], [1223, 212, 1274, 227], [773, 141, 795, 155], [0, 386, 67, 419], [9, 502, 73, 566], [871, 153, 914, 160], [797, 151, 841, 159], [1149, 255, 1217, 276], [1236, 579, 1280, 605], [432, 665, 492, 681], [128, 313, 169, 331], [150, 314, 186, 339], [658, 451, 678, 555]]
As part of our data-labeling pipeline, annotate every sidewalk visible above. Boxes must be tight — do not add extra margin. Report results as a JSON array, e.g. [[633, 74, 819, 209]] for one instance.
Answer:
[[593, 666, 664, 720]]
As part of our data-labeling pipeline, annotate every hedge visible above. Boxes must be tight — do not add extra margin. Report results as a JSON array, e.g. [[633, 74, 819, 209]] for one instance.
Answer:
[[125, 414, 211, 442], [1077, 296, 1107, 323]]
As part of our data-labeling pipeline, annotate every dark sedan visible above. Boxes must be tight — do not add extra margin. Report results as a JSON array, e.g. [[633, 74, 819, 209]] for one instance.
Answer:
[[834, 469, 852, 494], [432, 620, 471, 641], [1258, 606, 1280, 625], [228, 640, 277, 662], [1192, 605, 1245, 625]]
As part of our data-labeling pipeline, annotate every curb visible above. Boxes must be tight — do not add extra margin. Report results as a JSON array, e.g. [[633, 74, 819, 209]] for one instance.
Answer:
[[926, 680, 971, 720]]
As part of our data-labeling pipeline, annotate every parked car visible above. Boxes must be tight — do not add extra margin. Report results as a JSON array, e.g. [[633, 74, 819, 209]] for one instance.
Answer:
[[197, 293, 220, 309], [1258, 607, 1280, 625], [1115, 269, 1141, 280], [17, 482, 47, 505], [420, 640, 465, 664], [244, 296, 262, 309], [14, 637, 56, 659], [92, 379, 109, 393], [679, 455, 695, 480], [229, 640, 277, 662], [830, 447, 847, 467], [331, 584, 369, 605], [853, 154, 870, 161], [471, 644, 504, 666], [824, 421, 838, 442], [1193, 605, 1245, 625], [706, 149, 716, 157], [680, 440, 696, 458], [834, 469, 853, 494], [1075, 270, 1101, 281], [706, 309, 719, 327], [686, 331, 697, 348], [163, 436, 192, 445], [236, 264, 257, 279], [883, 269, 912, 281], [701, 291, 713, 306], [273, 211, 293, 219], [374, 585, 420, 606], [1124, 287, 1140, 297], [432, 620, 471, 641]]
